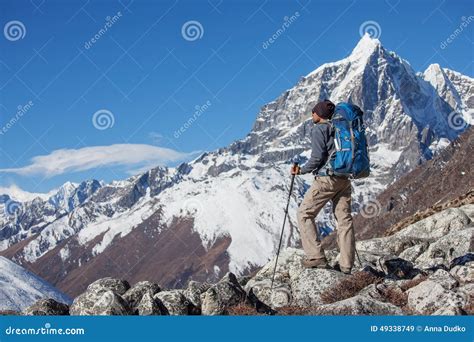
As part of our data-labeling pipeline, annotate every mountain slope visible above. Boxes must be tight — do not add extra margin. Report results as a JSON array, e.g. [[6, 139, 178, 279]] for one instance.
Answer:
[[354, 126, 474, 240], [1, 35, 473, 296], [0, 256, 72, 311]]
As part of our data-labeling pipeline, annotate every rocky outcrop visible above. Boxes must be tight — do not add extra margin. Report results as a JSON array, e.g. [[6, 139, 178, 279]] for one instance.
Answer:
[[201, 273, 247, 315], [23, 298, 69, 316], [20, 205, 473, 316], [122, 281, 161, 314]]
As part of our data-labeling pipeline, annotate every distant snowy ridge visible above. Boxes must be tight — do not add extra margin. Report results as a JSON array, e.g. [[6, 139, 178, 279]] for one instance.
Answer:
[[0, 256, 72, 311]]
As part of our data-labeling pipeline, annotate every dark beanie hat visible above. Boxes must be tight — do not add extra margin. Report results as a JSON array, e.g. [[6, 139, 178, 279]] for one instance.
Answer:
[[312, 99, 335, 119]]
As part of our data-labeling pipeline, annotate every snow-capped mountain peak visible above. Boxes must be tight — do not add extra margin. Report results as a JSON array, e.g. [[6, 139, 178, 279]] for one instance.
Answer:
[[1, 35, 472, 293], [349, 32, 382, 62]]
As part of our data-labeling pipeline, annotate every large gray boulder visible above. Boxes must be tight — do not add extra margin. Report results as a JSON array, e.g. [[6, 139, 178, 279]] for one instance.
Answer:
[[201, 273, 246, 315], [407, 280, 468, 314], [184, 281, 211, 308], [312, 295, 403, 315], [428, 269, 458, 290], [122, 281, 161, 314], [450, 262, 474, 284], [87, 277, 130, 296], [23, 298, 69, 316], [246, 248, 345, 308], [290, 268, 347, 307], [396, 208, 471, 240], [414, 228, 474, 269], [70, 289, 131, 315], [154, 290, 189, 315]]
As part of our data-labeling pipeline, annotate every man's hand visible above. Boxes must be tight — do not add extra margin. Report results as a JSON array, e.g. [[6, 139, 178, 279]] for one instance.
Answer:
[[290, 164, 301, 175]]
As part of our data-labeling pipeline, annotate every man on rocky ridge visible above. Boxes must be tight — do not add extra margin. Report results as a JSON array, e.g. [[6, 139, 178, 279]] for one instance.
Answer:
[[291, 99, 355, 274]]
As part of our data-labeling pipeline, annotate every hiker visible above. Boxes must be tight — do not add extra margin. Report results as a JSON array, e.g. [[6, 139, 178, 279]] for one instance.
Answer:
[[291, 100, 355, 274]]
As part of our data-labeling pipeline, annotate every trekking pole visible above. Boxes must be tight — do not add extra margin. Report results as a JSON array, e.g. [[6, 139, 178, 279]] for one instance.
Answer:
[[355, 246, 363, 268], [270, 162, 298, 291]]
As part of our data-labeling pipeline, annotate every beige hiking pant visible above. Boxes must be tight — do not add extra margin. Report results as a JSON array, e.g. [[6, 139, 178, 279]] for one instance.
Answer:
[[297, 176, 355, 271]]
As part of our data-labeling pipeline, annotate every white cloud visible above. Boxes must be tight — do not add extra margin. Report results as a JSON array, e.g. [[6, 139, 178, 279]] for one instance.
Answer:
[[0, 144, 199, 177], [0, 184, 55, 201]]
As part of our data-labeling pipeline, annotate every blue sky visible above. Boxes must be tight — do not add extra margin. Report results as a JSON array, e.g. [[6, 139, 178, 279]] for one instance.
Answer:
[[0, 0, 472, 193]]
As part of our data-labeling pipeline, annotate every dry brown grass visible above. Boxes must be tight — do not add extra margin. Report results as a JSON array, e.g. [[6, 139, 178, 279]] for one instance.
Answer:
[[320, 271, 381, 304], [226, 303, 310, 316], [399, 275, 428, 292], [226, 303, 262, 315], [463, 293, 474, 315], [379, 287, 408, 308]]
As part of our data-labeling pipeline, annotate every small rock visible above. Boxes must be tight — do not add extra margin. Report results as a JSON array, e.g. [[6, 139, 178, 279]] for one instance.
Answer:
[[87, 277, 130, 295], [429, 269, 458, 290], [23, 298, 69, 316], [398, 243, 429, 262], [137, 291, 160, 316]]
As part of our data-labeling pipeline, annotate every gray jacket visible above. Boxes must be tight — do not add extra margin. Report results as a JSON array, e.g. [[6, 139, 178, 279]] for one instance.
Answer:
[[300, 122, 335, 175]]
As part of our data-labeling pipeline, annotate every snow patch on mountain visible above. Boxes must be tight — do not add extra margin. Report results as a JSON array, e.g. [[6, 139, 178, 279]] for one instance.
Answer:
[[0, 256, 72, 311]]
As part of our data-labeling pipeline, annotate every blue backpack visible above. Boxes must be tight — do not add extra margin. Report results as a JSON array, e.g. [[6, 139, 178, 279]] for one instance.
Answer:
[[325, 102, 370, 179]]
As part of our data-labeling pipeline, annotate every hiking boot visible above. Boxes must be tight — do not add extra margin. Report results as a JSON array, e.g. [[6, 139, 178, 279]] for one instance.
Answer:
[[301, 258, 329, 269], [333, 263, 351, 275]]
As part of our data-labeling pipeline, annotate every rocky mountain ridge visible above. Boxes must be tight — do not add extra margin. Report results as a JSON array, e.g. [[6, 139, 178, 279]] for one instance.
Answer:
[[6, 204, 473, 316]]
